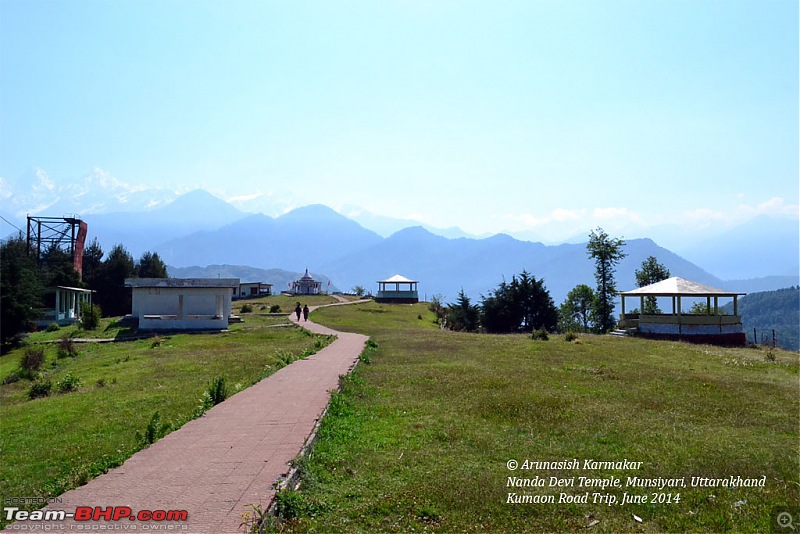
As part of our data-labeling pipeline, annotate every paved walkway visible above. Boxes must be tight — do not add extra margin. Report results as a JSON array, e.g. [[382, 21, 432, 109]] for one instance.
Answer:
[[41, 302, 368, 533]]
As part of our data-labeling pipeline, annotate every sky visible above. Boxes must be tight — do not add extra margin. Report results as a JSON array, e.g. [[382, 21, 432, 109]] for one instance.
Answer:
[[1, 0, 797, 242]]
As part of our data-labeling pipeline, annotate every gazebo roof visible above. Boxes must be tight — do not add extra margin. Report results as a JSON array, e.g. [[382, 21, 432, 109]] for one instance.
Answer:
[[299, 269, 315, 281], [619, 277, 745, 297], [378, 274, 417, 283]]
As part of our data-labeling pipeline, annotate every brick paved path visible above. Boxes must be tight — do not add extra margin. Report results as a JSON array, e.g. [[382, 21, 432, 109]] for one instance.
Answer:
[[40, 302, 367, 533]]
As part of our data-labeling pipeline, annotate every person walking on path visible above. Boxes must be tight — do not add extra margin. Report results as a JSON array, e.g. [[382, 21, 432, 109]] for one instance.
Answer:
[[295, 302, 302, 321], [302, 304, 310, 322]]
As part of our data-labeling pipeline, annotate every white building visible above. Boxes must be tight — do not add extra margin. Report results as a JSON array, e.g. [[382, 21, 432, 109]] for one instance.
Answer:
[[234, 282, 272, 299], [36, 286, 95, 326], [125, 278, 239, 330]]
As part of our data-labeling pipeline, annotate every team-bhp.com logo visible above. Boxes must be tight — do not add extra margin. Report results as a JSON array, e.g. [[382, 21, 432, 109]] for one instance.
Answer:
[[5, 506, 188, 522]]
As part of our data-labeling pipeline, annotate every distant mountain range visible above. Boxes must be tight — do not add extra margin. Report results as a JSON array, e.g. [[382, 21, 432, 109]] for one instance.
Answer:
[[167, 265, 339, 294], [3, 186, 797, 304]]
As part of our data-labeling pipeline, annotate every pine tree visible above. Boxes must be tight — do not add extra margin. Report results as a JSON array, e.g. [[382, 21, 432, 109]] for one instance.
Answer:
[[1, 236, 44, 345], [586, 228, 626, 333], [81, 238, 104, 287], [137, 251, 168, 278], [480, 271, 558, 333], [446, 289, 480, 332], [94, 244, 136, 317]]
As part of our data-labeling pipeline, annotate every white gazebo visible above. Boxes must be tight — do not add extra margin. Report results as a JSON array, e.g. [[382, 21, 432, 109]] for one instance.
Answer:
[[36, 286, 95, 327], [618, 277, 746, 345], [376, 274, 419, 304]]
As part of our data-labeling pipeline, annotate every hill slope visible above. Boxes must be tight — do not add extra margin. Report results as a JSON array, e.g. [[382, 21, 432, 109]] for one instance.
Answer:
[[723, 286, 799, 350]]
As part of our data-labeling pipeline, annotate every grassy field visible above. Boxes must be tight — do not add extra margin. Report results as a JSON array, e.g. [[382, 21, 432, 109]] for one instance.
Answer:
[[273, 301, 799, 533], [0, 299, 333, 523]]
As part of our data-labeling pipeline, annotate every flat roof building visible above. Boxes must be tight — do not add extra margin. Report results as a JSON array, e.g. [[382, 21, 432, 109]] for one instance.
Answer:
[[125, 278, 239, 331]]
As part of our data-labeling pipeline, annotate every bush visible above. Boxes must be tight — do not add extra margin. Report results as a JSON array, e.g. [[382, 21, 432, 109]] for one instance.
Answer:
[[80, 303, 101, 330], [45, 323, 60, 332], [21, 347, 45, 374], [193, 376, 228, 417], [56, 372, 82, 393], [207, 376, 227, 405], [273, 489, 328, 520], [274, 350, 295, 369], [3, 369, 25, 384], [28, 380, 52, 399], [136, 411, 172, 447], [564, 331, 578, 342], [532, 328, 549, 341], [240, 303, 253, 313], [270, 305, 281, 313], [57, 336, 78, 359]]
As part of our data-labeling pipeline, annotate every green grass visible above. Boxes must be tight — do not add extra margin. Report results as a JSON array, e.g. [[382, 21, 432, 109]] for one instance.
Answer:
[[276, 301, 799, 533], [233, 294, 342, 316], [0, 303, 333, 523]]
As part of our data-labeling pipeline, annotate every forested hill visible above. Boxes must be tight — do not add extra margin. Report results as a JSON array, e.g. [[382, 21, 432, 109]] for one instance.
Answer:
[[723, 287, 799, 351]]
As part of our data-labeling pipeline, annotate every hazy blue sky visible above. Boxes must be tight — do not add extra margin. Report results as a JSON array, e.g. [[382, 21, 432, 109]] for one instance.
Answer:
[[1, 0, 797, 240]]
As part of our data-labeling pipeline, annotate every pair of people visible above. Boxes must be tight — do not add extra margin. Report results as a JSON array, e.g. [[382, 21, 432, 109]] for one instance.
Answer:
[[294, 303, 310, 322]]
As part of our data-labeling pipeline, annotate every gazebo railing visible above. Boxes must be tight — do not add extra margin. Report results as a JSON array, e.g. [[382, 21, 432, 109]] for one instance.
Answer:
[[620, 313, 742, 329], [376, 290, 419, 299]]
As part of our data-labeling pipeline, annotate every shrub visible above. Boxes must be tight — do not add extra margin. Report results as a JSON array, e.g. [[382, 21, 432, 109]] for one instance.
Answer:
[[193, 376, 229, 417], [564, 331, 578, 342], [80, 303, 101, 330], [270, 305, 281, 313], [28, 380, 52, 399], [136, 411, 172, 447], [21, 347, 45, 374], [3, 369, 25, 384], [56, 372, 82, 393], [240, 303, 253, 313], [274, 350, 295, 369], [57, 336, 78, 359], [207, 376, 227, 406], [532, 328, 549, 341], [45, 323, 60, 332]]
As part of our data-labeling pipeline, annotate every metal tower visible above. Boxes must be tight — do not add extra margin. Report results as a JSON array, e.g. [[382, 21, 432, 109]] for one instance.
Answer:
[[26, 215, 88, 278]]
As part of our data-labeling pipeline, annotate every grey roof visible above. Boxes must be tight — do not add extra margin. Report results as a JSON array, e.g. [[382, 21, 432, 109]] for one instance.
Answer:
[[619, 277, 745, 297], [299, 269, 315, 281], [125, 278, 239, 288]]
